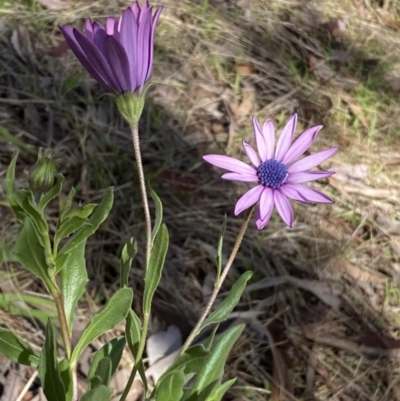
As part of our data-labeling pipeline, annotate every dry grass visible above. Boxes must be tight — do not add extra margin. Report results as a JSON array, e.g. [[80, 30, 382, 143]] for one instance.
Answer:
[[1, 0, 400, 399]]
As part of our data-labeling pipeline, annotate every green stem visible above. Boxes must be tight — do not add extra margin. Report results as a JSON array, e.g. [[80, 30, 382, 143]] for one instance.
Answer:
[[129, 123, 152, 268], [179, 206, 254, 355], [120, 312, 150, 401]]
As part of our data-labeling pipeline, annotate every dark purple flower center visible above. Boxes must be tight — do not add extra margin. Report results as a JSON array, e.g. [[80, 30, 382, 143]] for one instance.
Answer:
[[257, 159, 288, 189]]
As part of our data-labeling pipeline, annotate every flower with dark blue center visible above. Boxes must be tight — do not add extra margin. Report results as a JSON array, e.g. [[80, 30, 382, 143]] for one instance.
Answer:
[[203, 114, 338, 229]]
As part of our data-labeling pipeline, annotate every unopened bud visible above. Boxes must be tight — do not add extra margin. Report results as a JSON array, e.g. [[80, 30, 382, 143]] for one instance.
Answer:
[[29, 148, 57, 193]]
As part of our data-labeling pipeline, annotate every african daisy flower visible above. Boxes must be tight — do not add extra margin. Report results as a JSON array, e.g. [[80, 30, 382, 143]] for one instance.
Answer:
[[203, 114, 338, 229], [60, 1, 162, 95]]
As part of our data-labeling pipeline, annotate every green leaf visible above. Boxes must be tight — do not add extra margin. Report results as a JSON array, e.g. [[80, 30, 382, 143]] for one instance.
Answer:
[[216, 216, 227, 280], [88, 337, 126, 382], [60, 240, 88, 333], [120, 237, 137, 288], [59, 359, 74, 401], [5, 151, 25, 220], [59, 187, 76, 223], [154, 368, 185, 401], [126, 310, 146, 387], [81, 385, 112, 401], [143, 224, 169, 315], [0, 126, 37, 155], [70, 288, 133, 367], [201, 271, 252, 330], [39, 321, 66, 401], [164, 344, 208, 377], [58, 187, 113, 258], [149, 185, 163, 241], [0, 328, 39, 366], [38, 174, 64, 212], [15, 217, 51, 285], [186, 325, 244, 401], [205, 378, 236, 401], [90, 357, 112, 388]]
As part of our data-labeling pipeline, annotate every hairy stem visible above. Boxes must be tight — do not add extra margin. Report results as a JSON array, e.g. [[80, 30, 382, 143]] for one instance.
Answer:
[[179, 206, 254, 355], [129, 123, 152, 268]]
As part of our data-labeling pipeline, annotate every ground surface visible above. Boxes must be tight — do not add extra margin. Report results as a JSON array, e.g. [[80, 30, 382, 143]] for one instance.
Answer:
[[1, 0, 400, 400]]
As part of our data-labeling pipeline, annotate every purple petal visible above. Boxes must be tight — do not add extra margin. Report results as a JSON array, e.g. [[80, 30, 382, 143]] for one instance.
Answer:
[[146, 6, 163, 81], [234, 185, 264, 215], [104, 36, 131, 93], [92, 25, 107, 56], [221, 172, 258, 182], [119, 7, 138, 90], [286, 184, 334, 203], [288, 148, 338, 173], [259, 187, 274, 220], [275, 114, 297, 162], [274, 190, 294, 227], [203, 155, 256, 175], [287, 170, 334, 184], [60, 26, 113, 92], [282, 125, 322, 165], [243, 141, 260, 167], [73, 29, 121, 92], [85, 19, 94, 40], [255, 204, 273, 230], [252, 117, 268, 161], [106, 17, 116, 35], [136, 6, 153, 87], [131, 1, 141, 17], [262, 119, 275, 160], [279, 184, 309, 203]]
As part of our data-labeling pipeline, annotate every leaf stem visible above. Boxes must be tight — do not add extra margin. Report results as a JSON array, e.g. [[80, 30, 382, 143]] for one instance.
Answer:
[[179, 206, 254, 355], [129, 123, 152, 269], [119, 312, 150, 401]]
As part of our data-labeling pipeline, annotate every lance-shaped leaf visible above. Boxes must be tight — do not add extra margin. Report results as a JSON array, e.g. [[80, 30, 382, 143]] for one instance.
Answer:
[[149, 185, 163, 241], [186, 325, 244, 401], [59, 240, 88, 333], [89, 357, 112, 389], [59, 359, 74, 401], [70, 288, 133, 367], [143, 224, 169, 315], [88, 336, 126, 382], [205, 378, 236, 401], [81, 385, 112, 401], [120, 237, 137, 288], [5, 151, 25, 220], [57, 187, 113, 258], [15, 217, 52, 287], [39, 321, 66, 401], [38, 174, 64, 212], [0, 328, 39, 366], [153, 368, 185, 401], [216, 216, 227, 280], [201, 271, 252, 330]]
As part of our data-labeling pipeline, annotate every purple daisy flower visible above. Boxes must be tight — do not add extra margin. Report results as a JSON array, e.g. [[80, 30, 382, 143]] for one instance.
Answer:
[[203, 114, 338, 229], [60, 1, 163, 94]]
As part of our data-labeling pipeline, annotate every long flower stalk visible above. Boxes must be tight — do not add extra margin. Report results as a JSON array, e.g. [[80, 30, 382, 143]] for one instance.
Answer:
[[179, 206, 254, 355]]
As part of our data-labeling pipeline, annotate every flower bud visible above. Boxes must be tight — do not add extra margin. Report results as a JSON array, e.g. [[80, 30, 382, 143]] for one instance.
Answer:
[[29, 148, 57, 193]]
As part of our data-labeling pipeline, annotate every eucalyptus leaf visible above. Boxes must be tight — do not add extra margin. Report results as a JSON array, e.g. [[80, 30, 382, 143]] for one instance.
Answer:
[[186, 325, 244, 401], [205, 378, 236, 401], [143, 224, 169, 315], [58, 187, 113, 258], [201, 271, 252, 330], [120, 237, 137, 288], [0, 328, 39, 366], [5, 151, 25, 220], [81, 385, 112, 401], [70, 288, 133, 367], [38, 174, 64, 212], [60, 240, 88, 333], [88, 336, 126, 382], [154, 368, 185, 401], [39, 321, 66, 401], [149, 185, 163, 241], [216, 216, 227, 280]]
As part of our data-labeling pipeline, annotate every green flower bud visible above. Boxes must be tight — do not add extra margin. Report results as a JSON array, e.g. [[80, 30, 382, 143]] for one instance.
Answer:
[[29, 148, 57, 193], [115, 90, 146, 125]]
